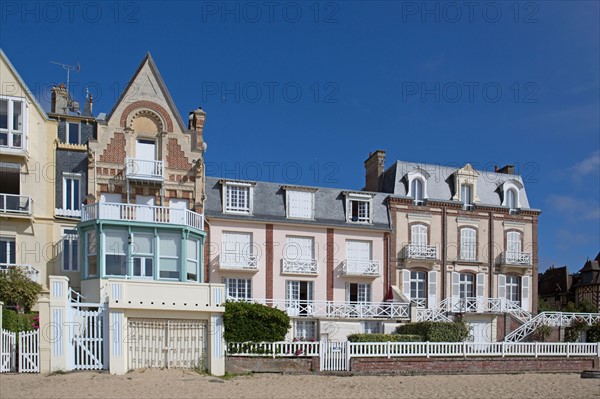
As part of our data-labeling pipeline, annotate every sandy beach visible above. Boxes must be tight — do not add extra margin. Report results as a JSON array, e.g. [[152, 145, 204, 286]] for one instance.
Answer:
[[1, 370, 599, 399]]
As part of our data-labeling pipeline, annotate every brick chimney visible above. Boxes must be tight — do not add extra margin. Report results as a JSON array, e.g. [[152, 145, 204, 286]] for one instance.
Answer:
[[188, 107, 206, 151], [364, 150, 386, 192], [51, 84, 69, 115], [497, 164, 515, 175]]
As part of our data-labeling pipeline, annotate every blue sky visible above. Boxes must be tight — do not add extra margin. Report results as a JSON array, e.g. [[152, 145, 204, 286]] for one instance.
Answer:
[[1, 1, 598, 272]]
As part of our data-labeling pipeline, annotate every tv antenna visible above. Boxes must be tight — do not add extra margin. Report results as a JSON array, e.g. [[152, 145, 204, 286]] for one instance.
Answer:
[[50, 60, 80, 98]]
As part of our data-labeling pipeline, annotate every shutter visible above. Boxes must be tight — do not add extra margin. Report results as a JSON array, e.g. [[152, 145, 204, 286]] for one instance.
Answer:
[[427, 271, 437, 309], [411, 225, 428, 246], [402, 269, 411, 301], [223, 232, 252, 266], [307, 282, 314, 301], [521, 276, 530, 311], [288, 191, 313, 219], [346, 240, 371, 261], [451, 272, 460, 308], [286, 237, 313, 260], [476, 273, 485, 312], [498, 274, 506, 311]]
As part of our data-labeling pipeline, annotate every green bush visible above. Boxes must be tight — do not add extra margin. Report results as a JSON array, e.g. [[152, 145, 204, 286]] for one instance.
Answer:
[[2, 309, 38, 332], [223, 301, 290, 342], [347, 333, 422, 342], [586, 322, 600, 342], [395, 321, 470, 342], [0, 267, 42, 312], [532, 325, 553, 342], [565, 317, 590, 342]]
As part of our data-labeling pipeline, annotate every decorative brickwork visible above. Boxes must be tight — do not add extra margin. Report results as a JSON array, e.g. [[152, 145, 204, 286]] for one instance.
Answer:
[[167, 138, 192, 170], [119, 100, 174, 132], [99, 132, 126, 163], [327, 228, 334, 301], [266, 224, 274, 300]]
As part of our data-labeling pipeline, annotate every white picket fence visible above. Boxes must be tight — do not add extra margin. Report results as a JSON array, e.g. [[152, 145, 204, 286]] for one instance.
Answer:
[[70, 305, 107, 370], [227, 341, 320, 357], [18, 330, 39, 373], [1, 329, 16, 372]]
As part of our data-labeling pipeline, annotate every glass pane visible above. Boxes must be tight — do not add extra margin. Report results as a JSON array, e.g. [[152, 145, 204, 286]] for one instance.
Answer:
[[87, 231, 97, 255], [160, 234, 180, 257], [0, 100, 7, 129], [68, 123, 79, 144], [145, 258, 153, 277], [133, 234, 152, 255], [187, 239, 198, 261], [105, 231, 127, 255], [0, 132, 7, 146], [71, 240, 78, 271], [0, 240, 7, 264], [160, 258, 179, 279], [63, 240, 71, 270], [66, 179, 72, 209], [12, 133, 22, 148], [73, 179, 80, 210], [186, 261, 197, 281], [133, 258, 141, 276], [12, 101, 22, 132], [88, 255, 97, 276], [105, 255, 126, 275]]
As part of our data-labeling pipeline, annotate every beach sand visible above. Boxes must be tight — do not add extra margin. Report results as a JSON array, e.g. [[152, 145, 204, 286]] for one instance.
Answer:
[[2, 370, 599, 399]]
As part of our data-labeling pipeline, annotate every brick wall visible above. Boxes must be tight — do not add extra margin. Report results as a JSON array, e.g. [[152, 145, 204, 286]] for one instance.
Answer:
[[166, 137, 191, 170], [99, 132, 126, 163]]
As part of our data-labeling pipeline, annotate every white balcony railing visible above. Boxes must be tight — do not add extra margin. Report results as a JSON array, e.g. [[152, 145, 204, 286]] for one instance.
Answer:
[[282, 258, 318, 274], [82, 202, 204, 230], [0, 263, 40, 283], [125, 158, 164, 181], [0, 194, 33, 215], [342, 259, 380, 276], [501, 251, 532, 266], [436, 297, 531, 321], [229, 298, 410, 320], [403, 244, 438, 260], [55, 208, 81, 218], [220, 252, 258, 271]]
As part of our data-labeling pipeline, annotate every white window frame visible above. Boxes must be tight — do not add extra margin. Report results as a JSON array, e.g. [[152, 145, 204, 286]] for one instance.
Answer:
[[223, 181, 253, 214], [285, 189, 315, 220], [501, 180, 522, 210], [295, 320, 316, 340], [63, 173, 81, 211], [85, 230, 97, 277], [407, 170, 429, 204], [131, 233, 154, 279], [224, 277, 252, 300], [409, 271, 427, 304], [0, 236, 16, 265], [459, 273, 475, 299], [460, 227, 477, 261], [345, 192, 373, 224], [346, 283, 371, 303], [0, 96, 27, 151], [505, 275, 521, 304], [67, 122, 81, 145], [62, 228, 79, 272]]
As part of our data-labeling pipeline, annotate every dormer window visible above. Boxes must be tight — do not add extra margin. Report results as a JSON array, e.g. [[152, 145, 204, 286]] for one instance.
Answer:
[[461, 184, 473, 210], [0, 97, 26, 150], [345, 192, 374, 224], [411, 179, 424, 205], [507, 189, 517, 211], [67, 122, 81, 144], [222, 181, 253, 214], [406, 169, 430, 206], [501, 180, 523, 213], [453, 163, 479, 209], [284, 186, 316, 220]]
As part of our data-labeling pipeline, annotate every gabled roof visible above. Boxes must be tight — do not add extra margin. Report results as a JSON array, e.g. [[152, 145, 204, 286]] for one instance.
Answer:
[[538, 266, 571, 296], [105, 52, 187, 132], [0, 48, 49, 121]]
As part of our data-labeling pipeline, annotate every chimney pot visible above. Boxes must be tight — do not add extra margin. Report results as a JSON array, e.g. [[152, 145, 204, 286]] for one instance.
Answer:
[[364, 150, 386, 192]]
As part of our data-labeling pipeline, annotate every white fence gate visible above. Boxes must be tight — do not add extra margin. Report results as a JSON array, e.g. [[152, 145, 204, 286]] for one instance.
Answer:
[[320, 340, 348, 371], [18, 330, 39, 373], [1, 329, 16, 372], [127, 319, 208, 370], [70, 305, 107, 370]]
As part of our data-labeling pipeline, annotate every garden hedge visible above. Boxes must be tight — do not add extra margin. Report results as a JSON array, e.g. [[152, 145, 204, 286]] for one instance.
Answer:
[[395, 321, 470, 342], [347, 333, 422, 342], [223, 301, 290, 342]]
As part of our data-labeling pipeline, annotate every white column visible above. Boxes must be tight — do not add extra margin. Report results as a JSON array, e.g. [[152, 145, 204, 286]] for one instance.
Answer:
[[48, 276, 70, 372], [109, 310, 127, 374], [208, 314, 225, 376]]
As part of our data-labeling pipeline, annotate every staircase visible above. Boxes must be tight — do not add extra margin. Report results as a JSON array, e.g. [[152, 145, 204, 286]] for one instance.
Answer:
[[416, 307, 453, 322], [504, 312, 600, 342]]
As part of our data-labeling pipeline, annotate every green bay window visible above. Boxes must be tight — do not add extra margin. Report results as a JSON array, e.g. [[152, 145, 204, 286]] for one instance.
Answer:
[[160, 233, 180, 279], [105, 230, 127, 276]]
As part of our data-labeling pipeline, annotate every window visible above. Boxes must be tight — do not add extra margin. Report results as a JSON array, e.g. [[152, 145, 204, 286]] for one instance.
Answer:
[[461, 184, 473, 209], [345, 192, 373, 224], [346, 283, 371, 303], [286, 281, 313, 302], [459, 273, 475, 299], [295, 320, 316, 340], [285, 236, 315, 261], [224, 278, 252, 300], [105, 230, 127, 276], [86, 231, 97, 277], [62, 229, 78, 271], [224, 184, 251, 214], [411, 178, 424, 204], [186, 238, 200, 282], [159, 234, 181, 279], [410, 271, 427, 306], [67, 122, 81, 144], [0, 97, 25, 149], [411, 224, 428, 247], [221, 232, 254, 269], [286, 190, 314, 219], [506, 275, 521, 304], [460, 228, 476, 261], [63, 173, 81, 211], [132, 234, 153, 278], [506, 231, 522, 257], [363, 321, 382, 334], [0, 237, 16, 265], [506, 188, 517, 211]]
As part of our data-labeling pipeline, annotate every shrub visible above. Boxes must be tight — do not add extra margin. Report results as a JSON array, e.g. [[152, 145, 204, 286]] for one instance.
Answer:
[[2, 309, 38, 332], [395, 321, 470, 342], [586, 322, 600, 342], [532, 325, 553, 342], [565, 317, 590, 342], [223, 301, 290, 342], [563, 300, 596, 313], [347, 333, 422, 342], [0, 267, 42, 312]]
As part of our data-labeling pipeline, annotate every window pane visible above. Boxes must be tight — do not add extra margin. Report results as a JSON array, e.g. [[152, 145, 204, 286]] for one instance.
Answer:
[[186, 260, 197, 281], [12, 101, 22, 132], [133, 258, 141, 275], [0, 100, 7, 129], [187, 239, 198, 261], [106, 255, 126, 275], [63, 240, 71, 270], [145, 259, 154, 277], [72, 240, 79, 271], [133, 234, 152, 255], [160, 234, 180, 257], [12, 133, 22, 148], [0, 132, 7, 146], [88, 256, 97, 276], [68, 123, 79, 144], [66, 179, 72, 209], [160, 258, 179, 279], [105, 231, 127, 255], [73, 179, 80, 210]]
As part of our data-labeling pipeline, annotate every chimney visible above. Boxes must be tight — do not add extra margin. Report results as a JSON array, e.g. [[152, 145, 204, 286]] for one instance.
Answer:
[[188, 107, 206, 151], [497, 164, 515, 175], [364, 150, 386, 192], [51, 84, 69, 115]]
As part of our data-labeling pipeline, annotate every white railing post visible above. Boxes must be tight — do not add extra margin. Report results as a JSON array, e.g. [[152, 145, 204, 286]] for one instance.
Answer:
[[387, 341, 390, 359], [463, 341, 467, 358], [566, 342, 570, 358], [426, 342, 430, 359], [502, 341, 506, 358], [534, 342, 538, 358]]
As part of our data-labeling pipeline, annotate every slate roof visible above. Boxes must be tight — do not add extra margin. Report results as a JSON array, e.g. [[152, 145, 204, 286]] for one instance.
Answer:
[[204, 176, 391, 231], [538, 266, 571, 297], [572, 252, 600, 287], [380, 160, 536, 209]]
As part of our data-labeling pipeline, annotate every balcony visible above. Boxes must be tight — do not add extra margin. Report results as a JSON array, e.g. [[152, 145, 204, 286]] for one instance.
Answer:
[[0, 263, 39, 283], [0, 194, 33, 216], [82, 202, 204, 231], [500, 251, 532, 266], [282, 258, 318, 275], [402, 244, 438, 262], [125, 158, 164, 182], [55, 208, 81, 218], [436, 297, 531, 321], [219, 252, 258, 271], [342, 259, 380, 277], [229, 298, 410, 320]]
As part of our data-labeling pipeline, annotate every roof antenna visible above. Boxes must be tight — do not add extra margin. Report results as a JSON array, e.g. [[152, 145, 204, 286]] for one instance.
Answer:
[[50, 60, 81, 112]]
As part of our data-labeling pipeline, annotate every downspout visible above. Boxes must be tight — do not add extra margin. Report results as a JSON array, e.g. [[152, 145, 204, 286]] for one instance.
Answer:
[[441, 206, 447, 300], [489, 211, 493, 298], [386, 197, 393, 299]]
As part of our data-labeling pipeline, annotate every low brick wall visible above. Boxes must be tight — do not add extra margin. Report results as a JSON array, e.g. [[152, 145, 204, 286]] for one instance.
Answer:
[[350, 357, 600, 375], [226, 356, 318, 374]]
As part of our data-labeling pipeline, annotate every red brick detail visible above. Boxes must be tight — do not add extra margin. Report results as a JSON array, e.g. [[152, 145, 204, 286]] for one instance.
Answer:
[[327, 228, 334, 301], [204, 220, 210, 283], [266, 224, 274, 300], [167, 138, 191, 170], [119, 100, 174, 132], [99, 132, 126, 164]]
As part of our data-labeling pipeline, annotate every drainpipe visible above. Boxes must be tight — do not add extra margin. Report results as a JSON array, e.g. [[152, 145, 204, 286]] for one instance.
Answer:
[[441, 206, 447, 300], [489, 211, 493, 298]]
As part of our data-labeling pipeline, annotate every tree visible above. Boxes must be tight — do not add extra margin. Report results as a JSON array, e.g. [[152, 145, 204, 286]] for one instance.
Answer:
[[0, 267, 43, 312], [564, 300, 596, 313]]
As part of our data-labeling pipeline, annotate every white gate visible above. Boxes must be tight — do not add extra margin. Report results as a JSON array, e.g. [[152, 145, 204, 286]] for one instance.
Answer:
[[18, 330, 39, 373], [127, 319, 207, 370], [320, 340, 348, 371], [1, 329, 16, 372], [71, 305, 107, 370]]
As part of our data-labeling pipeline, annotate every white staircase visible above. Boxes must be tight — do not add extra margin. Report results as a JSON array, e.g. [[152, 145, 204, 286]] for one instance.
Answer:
[[416, 307, 453, 322], [504, 312, 600, 342]]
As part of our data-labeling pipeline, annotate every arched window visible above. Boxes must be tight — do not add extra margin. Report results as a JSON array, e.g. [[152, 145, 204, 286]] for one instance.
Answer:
[[507, 188, 517, 210], [411, 224, 428, 247], [411, 178, 424, 203], [460, 228, 476, 261], [506, 231, 522, 263]]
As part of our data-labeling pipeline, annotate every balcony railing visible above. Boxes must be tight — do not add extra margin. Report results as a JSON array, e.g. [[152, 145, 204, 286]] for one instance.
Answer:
[[55, 208, 81, 218], [501, 251, 532, 266], [436, 297, 531, 321], [0, 194, 33, 215], [403, 244, 438, 260], [125, 158, 164, 181], [342, 259, 380, 276], [82, 202, 204, 231], [0, 263, 39, 283], [220, 252, 258, 271], [229, 298, 410, 320], [282, 258, 318, 274]]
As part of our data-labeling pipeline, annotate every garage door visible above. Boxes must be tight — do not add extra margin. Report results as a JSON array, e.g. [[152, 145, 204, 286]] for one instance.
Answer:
[[127, 319, 207, 370]]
